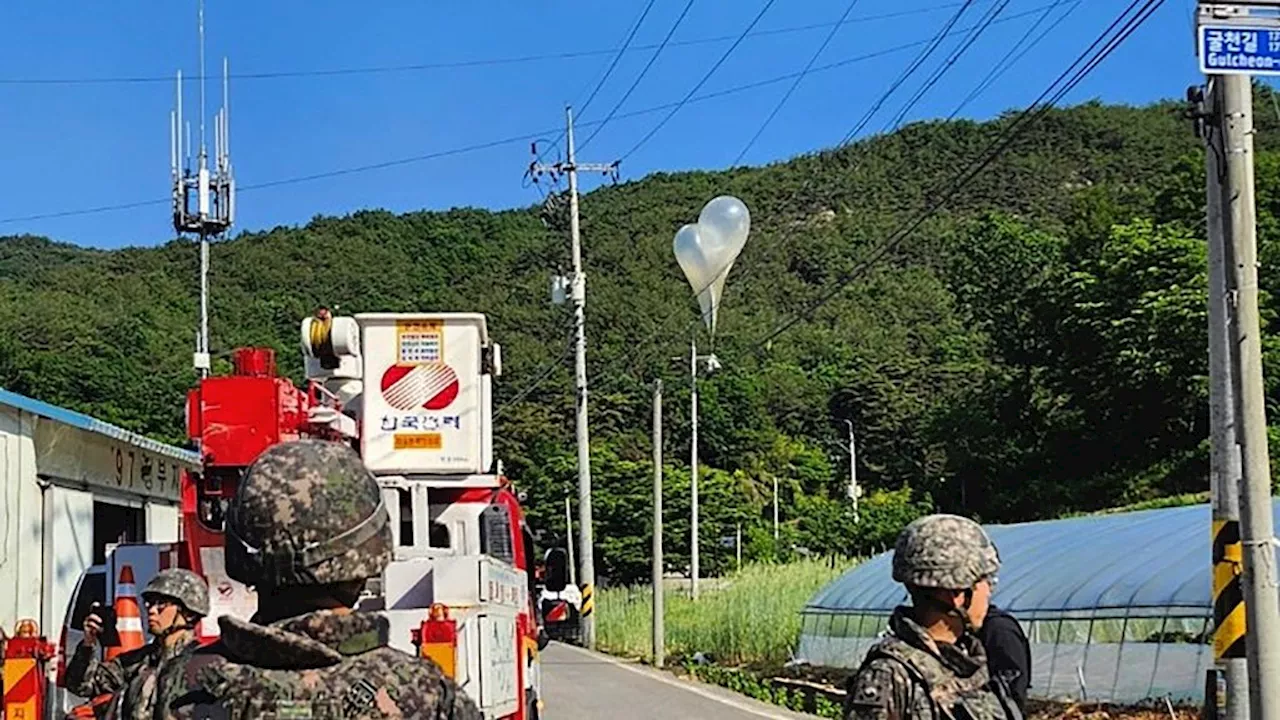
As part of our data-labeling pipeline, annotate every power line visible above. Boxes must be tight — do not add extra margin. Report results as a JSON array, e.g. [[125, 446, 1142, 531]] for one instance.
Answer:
[[883, 0, 1010, 131], [731, 0, 864, 167], [576, 0, 698, 155], [620, 0, 780, 161], [746, 0, 1165, 354], [494, 323, 577, 420], [0, 2, 985, 87], [947, 0, 1083, 119], [0, 5, 1061, 229], [840, 0, 977, 146], [502, 0, 1130, 415], [499, 0, 1111, 409], [0, 197, 170, 224], [578, 0, 660, 119], [500, 0, 1160, 430], [0, 128, 567, 224], [753, 0, 1162, 350], [534, 0, 661, 166]]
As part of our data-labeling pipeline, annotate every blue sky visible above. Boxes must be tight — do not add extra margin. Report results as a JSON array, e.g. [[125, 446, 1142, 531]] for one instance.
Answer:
[[0, 0, 1201, 250]]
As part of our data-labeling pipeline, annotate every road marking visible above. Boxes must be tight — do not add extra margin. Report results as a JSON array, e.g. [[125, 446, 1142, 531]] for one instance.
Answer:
[[552, 643, 811, 720]]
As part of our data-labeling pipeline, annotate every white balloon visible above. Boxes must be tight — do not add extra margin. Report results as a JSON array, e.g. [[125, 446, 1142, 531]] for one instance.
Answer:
[[698, 195, 750, 264], [672, 222, 722, 333], [672, 195, 751, 335], [673, 223, 707, 292]]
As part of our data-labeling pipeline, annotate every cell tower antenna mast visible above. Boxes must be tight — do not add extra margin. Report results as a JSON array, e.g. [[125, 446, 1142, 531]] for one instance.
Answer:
[[171, 0, 234, 379]]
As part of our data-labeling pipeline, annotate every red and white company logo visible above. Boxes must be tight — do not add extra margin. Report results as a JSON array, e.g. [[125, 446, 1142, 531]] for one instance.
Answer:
[[380, 362, 460, 411]]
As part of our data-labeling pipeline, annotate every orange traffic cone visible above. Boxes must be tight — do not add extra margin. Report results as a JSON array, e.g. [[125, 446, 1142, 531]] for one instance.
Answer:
[[104, 565, 144, 661]]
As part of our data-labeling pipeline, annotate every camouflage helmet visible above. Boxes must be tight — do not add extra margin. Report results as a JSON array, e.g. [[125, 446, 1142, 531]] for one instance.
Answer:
[[891, 514, 1000, 590], [142, 568, 209, 617], [225, 439, 392, 588]]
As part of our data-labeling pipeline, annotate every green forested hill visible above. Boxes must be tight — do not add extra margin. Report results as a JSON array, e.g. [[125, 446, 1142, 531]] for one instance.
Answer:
[[6, 91, 1280, 584]]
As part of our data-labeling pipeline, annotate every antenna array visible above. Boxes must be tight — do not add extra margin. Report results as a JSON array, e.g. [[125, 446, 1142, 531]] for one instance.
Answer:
[[170, 0, 235, 376]]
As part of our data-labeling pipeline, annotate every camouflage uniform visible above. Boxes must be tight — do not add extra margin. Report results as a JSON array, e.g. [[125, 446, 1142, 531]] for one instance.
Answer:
[[66, 569, 209, 720], [169, 440, 482, 720], [843, 514, 1021, 720]]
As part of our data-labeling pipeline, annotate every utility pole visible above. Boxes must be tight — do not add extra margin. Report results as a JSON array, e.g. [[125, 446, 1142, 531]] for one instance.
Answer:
[[564, 496, 577, 587], [735, 523, 742, 570], [773, 475, 779, 541], [1194, 10, 1280, 715], [171, 0, 234, 380], [846, 419, 861, 524], [677, 336, 719, 600], [690, 335, 700, 600], [1196, 76, 1249, 720], [652, 380, 664, 668], [1218, 73, 1280, 720], [528, 106, 618, 649]]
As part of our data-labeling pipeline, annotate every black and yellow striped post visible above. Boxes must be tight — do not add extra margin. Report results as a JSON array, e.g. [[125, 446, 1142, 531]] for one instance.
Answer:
[[1213, 519, 1246, 660], [580, 583, 594, 619]]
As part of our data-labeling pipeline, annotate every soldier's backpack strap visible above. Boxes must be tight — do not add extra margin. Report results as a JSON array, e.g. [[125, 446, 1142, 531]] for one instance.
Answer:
[[855, 640, 1015, 720], [850, 639, 941, 717]]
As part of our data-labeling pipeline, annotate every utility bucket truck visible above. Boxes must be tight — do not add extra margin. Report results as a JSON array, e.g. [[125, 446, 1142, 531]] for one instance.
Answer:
[[55, 311, 545, 720]]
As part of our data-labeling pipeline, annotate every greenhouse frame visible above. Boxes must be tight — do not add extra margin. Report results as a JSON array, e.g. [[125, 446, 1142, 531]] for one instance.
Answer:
[[796, 502, 1280, 704]]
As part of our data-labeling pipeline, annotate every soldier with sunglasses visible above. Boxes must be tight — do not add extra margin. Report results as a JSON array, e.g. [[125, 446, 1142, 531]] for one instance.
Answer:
[[66, 569, 208, 720]]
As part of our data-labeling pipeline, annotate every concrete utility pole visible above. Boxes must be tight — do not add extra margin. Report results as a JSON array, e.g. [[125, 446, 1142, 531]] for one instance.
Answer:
[[735, 523, 742, 570], [846, 419, 861, 524], [1217, 73, 1280, 720], [773, 475, 779, 541], [529, 106, 617, 649], [679, 336, 720, 600], [1194, 9, 1280, 714], [690, 336, 700, 599], [1198, 76, 1249, 720], [652, 380, 664, 668]]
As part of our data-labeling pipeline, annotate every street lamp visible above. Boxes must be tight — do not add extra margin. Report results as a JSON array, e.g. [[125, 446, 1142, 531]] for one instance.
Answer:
[[672, 196, 750, 600]]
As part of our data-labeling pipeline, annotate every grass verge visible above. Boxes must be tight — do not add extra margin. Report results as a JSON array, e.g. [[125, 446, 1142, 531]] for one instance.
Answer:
[[596, 557, 858, 667]]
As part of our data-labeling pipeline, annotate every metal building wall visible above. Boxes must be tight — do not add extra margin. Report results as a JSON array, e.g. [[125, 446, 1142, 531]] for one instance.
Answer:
[[0, 404, 44, 633]]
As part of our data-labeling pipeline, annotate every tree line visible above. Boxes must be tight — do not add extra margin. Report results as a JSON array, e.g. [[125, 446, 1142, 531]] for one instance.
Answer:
[[5, 89, 1280, 585]]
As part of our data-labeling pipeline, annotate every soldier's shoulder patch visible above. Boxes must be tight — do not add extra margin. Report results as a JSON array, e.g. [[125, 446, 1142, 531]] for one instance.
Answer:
[[851, 681, 885, 704], [845, 659, 904, 714], [343, 678, 379, 716]]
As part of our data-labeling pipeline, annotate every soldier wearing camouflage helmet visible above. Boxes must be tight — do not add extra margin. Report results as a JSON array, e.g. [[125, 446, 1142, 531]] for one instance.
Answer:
[[169, 439, 481, 720], [842, 514, 1022, 720], [66, 568, 209, 720]]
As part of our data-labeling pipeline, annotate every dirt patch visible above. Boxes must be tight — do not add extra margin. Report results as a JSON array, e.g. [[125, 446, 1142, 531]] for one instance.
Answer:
[[657, 658, 1202, 719], [1026, 701, 1199, 719]]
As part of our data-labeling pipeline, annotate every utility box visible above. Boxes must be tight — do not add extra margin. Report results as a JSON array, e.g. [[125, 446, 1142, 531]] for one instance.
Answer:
[[357, 313, 496, 475]]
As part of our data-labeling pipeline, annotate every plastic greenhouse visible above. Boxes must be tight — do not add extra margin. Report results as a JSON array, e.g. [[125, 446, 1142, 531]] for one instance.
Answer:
[[796, 501, 1280, 704]]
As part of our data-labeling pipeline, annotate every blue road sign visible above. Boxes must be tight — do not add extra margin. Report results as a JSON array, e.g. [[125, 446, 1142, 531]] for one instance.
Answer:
[[1199, 24, 1280, 75]]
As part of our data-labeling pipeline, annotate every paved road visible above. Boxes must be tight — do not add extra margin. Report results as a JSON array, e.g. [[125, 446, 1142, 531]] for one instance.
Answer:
[[538, 642, 818, 719]]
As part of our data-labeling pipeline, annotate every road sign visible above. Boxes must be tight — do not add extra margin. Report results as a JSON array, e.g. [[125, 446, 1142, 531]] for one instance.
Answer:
[[1199, 23, 1280, 75]]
